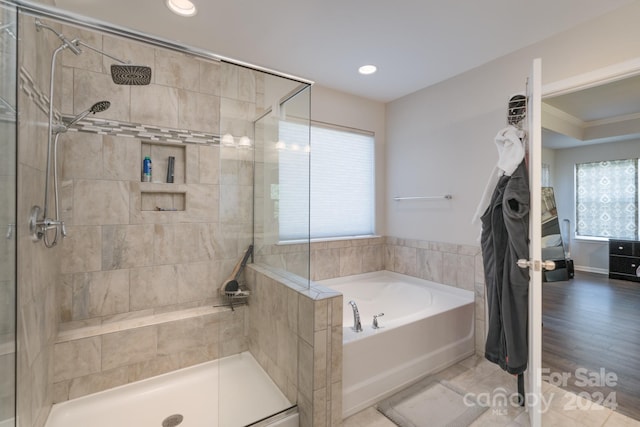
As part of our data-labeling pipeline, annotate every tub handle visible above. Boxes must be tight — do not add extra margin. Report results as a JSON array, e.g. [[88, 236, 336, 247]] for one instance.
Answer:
[[373, 313, 384, 329]]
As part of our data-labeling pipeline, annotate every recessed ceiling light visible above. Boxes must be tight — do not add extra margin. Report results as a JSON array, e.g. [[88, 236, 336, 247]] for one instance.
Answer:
[[358, 65, 377, 75], [165, 0, 197, 17]]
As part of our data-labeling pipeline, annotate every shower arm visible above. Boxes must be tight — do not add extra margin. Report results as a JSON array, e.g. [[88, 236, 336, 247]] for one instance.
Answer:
[[74, 40, 129, 65]]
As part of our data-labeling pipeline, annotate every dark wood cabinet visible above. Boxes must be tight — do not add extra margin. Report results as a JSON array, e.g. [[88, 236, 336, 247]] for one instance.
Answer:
[[609, 239, 640, 282]]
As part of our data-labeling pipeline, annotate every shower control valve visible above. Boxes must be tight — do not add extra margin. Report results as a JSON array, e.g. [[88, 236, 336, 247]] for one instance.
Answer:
[[373, 313, 384, 329]]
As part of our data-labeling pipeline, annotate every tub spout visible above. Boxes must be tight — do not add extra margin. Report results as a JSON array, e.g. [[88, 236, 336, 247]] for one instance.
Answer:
[[348, 300, 362, 332]]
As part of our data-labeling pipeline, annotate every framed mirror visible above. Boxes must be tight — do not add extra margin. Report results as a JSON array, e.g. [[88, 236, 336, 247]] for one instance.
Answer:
[[541, 187, 572, 281]]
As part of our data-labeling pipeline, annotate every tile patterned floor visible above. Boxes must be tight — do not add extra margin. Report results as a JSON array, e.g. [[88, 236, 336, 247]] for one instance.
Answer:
[[343, 356, 640, 427]]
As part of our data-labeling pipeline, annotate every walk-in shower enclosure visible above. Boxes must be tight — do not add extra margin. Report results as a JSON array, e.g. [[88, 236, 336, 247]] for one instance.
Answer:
[[1, 0, 312, 426]]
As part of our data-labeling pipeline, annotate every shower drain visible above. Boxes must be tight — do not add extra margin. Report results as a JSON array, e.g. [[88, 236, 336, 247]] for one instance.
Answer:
[[162, 414, 184, 427]]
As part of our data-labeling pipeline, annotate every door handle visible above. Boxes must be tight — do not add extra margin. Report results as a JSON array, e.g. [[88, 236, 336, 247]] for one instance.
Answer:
[[517, 259, 556, 271]]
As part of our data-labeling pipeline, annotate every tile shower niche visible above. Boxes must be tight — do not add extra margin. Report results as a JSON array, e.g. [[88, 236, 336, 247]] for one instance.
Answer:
[[140, 141, 187, 212]]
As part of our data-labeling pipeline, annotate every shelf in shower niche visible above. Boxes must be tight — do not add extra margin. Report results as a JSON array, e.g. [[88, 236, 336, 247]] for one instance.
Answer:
[[140, 183, 187, 212], [141, 141, 186, 185]]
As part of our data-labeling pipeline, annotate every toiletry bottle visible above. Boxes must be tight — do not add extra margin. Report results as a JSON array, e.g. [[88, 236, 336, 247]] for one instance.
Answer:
[[142, 156, 152, 182]]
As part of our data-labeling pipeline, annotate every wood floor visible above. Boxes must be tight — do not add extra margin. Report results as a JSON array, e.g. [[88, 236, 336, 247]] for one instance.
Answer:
[[542, 271, 640, 421]]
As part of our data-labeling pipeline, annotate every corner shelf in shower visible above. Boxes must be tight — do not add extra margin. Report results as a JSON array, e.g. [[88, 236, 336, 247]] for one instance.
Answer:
[[140, 183, 187, 212]]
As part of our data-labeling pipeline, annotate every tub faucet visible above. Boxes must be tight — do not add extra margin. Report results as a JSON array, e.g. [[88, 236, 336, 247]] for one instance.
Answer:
[[373, 313, 384, 329], [348, 300, 362, 332]]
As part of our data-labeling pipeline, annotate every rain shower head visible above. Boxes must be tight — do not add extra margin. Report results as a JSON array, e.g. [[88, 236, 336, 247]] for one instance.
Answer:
[[64, 101, 111, 127], [111, 64, 152, 85]]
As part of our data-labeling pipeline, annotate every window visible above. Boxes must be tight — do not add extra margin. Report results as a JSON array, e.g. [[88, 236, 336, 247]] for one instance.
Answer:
[[541, 163, 551, 187], [575, 159, 639, 239], [278, 121, 375, 241]]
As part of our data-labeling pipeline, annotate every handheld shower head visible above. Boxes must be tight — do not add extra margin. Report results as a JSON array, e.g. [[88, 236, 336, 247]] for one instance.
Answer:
[[64, 101, 111, 128]]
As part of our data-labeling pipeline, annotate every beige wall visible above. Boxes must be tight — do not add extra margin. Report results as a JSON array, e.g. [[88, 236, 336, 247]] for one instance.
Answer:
[[385, 1, 640, 247]]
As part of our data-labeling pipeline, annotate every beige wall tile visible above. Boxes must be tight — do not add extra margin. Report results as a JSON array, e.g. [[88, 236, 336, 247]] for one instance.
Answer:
[[101, 326, 157, 371], [102, 224, 154, 270], [59, 132, 102, 179], [72, 269, 130, 320], [67, 367, 128, 400], [103, 135, 141, 181], [60, 225, 102, 274], [176, 261, 218, 303], [220, 63, 238, 100], [394, 245, 417, 276], [312, 248, 340, 281], [361, 244, 384, 273], [339, 247, 362, 277], [153, 223, 215, 265], [442, 252, 458, 286], [154, 50, 200, 92], [298, 295, 314, 345], [237, 67, 256, 103], [199, 145, 220, 185], [102, 36, 155, 80], [131, 84, 178, 129], [298, 338, 313, 402], [73, 68, 130, 122], [73, 180, 129, 225], [313, 330, 327, 389], [184, 184, 219, 223], [157, 314, 219, 356], [178, 90, 220, 134], [417, 248, 443, 282], [129, 265, 178, 311], [199, 61, 221, 95], [53, 337, 101, 382], [60, 24, 103, 73]]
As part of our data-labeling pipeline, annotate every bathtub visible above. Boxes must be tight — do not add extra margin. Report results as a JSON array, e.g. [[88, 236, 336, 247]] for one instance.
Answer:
[[44, 352, 298, 427], [320, 270, 475, 417]]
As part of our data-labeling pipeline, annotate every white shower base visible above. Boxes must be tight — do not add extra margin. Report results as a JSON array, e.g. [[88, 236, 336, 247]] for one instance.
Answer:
[[44, 351, 297, 427]]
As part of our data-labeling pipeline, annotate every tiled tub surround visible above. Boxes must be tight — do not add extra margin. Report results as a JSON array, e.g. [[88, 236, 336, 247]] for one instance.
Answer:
[[245, 264, 343, 427], [321, 271, 475, 417], [271, 236, 486, 355], [384, 237, 486, 356]]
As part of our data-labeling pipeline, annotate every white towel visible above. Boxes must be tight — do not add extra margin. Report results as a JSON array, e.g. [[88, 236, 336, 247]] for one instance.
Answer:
[[472, 125, 526, 225]]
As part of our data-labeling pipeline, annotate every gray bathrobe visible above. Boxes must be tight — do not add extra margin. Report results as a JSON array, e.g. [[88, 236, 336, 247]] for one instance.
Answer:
[[480, 160, 530, 375]]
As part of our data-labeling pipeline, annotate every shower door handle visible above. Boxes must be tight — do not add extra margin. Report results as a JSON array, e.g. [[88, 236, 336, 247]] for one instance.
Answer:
[[5, 223, 14, 240], [517, 259, 556, 271]]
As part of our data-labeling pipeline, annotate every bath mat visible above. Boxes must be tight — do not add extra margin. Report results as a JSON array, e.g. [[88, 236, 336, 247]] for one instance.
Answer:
[[377, 377, 487, 427]]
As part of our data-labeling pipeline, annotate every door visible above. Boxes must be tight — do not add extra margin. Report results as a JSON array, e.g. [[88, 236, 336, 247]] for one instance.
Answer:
[[526, 58, 543, 427]]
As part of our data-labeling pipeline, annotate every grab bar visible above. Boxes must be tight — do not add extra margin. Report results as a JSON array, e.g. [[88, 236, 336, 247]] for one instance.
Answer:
[[393, 195, 452, 201]]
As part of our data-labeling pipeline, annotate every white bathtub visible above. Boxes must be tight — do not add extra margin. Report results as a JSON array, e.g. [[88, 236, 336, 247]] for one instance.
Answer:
[[320, 271, 475, 417], [44, 352, 298, 427]]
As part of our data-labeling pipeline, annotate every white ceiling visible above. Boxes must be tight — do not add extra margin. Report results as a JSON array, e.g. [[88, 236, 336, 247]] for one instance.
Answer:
[[543, 74, 640, 149], [43, 0, 633, 103]]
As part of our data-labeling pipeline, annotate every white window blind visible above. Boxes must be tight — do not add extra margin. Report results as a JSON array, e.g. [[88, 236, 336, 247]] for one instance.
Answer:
[[576, 159, 638, 239], [279, 121, 375, 241]]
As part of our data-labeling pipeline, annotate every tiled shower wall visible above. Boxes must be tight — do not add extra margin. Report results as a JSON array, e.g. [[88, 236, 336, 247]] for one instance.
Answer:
[[0, 3, 16, 422], [47, 21, 260, 400], [16, 12, 265, 424], [246, 264, 343, 427]]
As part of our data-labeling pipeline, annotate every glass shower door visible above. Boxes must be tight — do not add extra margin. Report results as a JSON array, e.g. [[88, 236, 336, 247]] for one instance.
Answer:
[[253, 83, 311, 282], [217, 73, 310, 426], [0, 1, 16, 425]]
